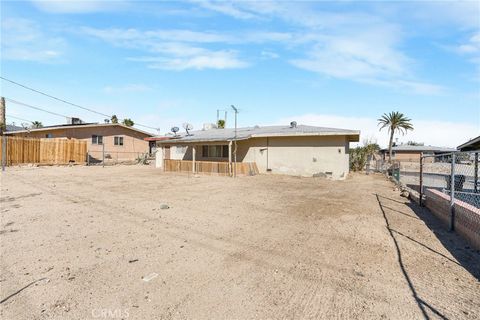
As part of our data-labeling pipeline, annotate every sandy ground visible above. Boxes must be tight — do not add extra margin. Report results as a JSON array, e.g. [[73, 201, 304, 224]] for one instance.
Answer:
[[0, 166, 479, 320]]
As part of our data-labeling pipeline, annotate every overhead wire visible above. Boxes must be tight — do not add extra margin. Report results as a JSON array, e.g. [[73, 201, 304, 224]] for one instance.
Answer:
[[1, 77, 161, 132]]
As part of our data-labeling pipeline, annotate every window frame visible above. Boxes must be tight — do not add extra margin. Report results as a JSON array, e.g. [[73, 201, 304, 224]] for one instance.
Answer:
[[92, 135, 103, 145], [201, 145, 229, 159], [114, 136, 124, 146]]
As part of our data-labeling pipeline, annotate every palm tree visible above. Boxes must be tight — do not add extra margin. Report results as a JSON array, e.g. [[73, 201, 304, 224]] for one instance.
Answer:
[[122, 118, 134, 127], [31, 121, 43, 129], [378, 111, 413, 162]]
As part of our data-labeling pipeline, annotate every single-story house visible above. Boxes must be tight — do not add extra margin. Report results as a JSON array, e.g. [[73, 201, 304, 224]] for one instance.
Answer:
[[153, 123, 360, 179], [458, 136, 480, 152], [380, 145, 456, 163], [6, 123, 154, 162]]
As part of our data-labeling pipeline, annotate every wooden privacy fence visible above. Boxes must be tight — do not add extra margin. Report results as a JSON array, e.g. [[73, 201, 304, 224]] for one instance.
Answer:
[[0, 136, 87, 165], [164, 159, 259, 176]]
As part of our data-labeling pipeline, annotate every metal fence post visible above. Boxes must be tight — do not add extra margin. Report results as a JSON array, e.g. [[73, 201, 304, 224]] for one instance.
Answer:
[[475, 152, 478, 194], [449, 153, 455, 231], [419, 153, 423, 206]]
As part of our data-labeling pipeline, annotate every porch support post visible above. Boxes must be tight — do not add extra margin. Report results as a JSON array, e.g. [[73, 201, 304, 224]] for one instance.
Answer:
[[155, 145, 164, 170], [192, 145, 196, 174], [228, 141, 232, 176]]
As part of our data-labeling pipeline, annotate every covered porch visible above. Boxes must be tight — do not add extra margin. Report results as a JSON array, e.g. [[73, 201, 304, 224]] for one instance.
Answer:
[[156, 141, 258, 176]]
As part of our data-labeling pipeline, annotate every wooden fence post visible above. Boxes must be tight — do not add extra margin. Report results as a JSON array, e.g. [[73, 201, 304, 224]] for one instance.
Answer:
[[1, 135, 6, 171]]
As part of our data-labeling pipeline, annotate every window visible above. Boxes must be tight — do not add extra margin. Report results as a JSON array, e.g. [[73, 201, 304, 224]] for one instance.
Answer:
[[176, 146, 187, 154], [202, 145, 229, 158], [92, 135, 103, 145], [45, 133, 53, 138], [114, 136, 124, 146]]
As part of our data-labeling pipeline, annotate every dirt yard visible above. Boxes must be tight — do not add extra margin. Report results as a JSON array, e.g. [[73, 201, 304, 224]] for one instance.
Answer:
[[1, 166, 479, 320]]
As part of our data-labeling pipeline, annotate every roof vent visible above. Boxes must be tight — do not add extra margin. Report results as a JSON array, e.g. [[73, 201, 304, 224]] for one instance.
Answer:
[[290, 121, 297, 128]]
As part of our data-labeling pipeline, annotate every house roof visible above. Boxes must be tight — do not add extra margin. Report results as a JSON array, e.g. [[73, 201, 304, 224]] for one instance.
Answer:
[[155, 125, 360, 144], [380, 145, 456, 153], [458, 135, 480, 151], [5, 124, 24, 132], [4, 123, 155, 137]]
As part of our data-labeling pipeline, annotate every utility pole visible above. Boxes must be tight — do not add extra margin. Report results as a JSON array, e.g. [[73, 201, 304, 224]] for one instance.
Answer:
[[231, 105, 238, 178], [1, 97, 6, 171], [0, 97, 6, 135]]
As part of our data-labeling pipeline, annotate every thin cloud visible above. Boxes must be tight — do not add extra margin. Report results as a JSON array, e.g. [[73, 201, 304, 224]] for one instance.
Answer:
[[1, 18, 66, 62], [190, 0, 259, 20], [30, 0, 129, 14], [192, 1, 444, 94], [129, 49, 248, 71], [82, 27, 249, 70]]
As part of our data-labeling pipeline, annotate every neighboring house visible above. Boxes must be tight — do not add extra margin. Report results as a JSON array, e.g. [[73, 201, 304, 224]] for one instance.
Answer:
[[380, 145, 456, 163], [458, 136, 480, 152], [153, 123, 360, 179], [5, 123, 154, 162], [5, 124, 24, 132]]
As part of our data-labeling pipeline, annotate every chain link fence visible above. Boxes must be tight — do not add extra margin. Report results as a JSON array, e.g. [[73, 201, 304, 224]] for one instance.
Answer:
[[372, 151, 479, 248], [87, 150, 152, 166], [419, 151, 479, 209], [370, 151, 479, 209]]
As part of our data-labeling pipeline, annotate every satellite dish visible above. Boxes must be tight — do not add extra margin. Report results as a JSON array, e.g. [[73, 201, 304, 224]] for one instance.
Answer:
[[183, 123, 193, 136], [171, 126, 180, 136]]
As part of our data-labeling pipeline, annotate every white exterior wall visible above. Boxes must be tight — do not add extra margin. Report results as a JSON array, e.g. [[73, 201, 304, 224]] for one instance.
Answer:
[[155, 148, 164, 169]]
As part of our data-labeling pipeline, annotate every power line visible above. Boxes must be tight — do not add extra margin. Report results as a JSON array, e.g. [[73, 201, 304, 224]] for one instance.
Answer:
[[1, 76, 110, 117], [1, 76, 161, 132], [6, 115, 33, 123], [5, 98, 69, 119]]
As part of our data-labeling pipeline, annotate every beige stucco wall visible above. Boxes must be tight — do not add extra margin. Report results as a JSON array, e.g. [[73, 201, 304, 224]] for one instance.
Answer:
[[158, 135, 351, 179], [10, 126, 150, 161], [238, 136, 350, 179]]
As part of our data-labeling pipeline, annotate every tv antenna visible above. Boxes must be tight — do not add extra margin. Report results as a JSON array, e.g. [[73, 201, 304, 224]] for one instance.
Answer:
[[217, 109, 228, 127], [183, 123, 193, 136]]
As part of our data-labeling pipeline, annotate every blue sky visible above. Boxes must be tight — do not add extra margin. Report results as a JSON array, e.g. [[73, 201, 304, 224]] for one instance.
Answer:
[[1, 0, 479, 147]]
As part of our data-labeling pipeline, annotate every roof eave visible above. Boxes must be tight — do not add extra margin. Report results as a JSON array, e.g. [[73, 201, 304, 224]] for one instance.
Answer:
[[457, 136, 480, 150], [4, 123, 154, 137]]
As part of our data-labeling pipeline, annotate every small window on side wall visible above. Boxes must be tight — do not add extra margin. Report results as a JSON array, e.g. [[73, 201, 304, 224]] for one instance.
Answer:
[[114, 136, 124, 146], [92, 135, 103, 145], [45, 133, 53, 138]]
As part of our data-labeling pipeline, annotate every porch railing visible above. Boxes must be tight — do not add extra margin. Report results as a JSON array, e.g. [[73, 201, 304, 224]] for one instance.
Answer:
[[164, 159, 259, 176]]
